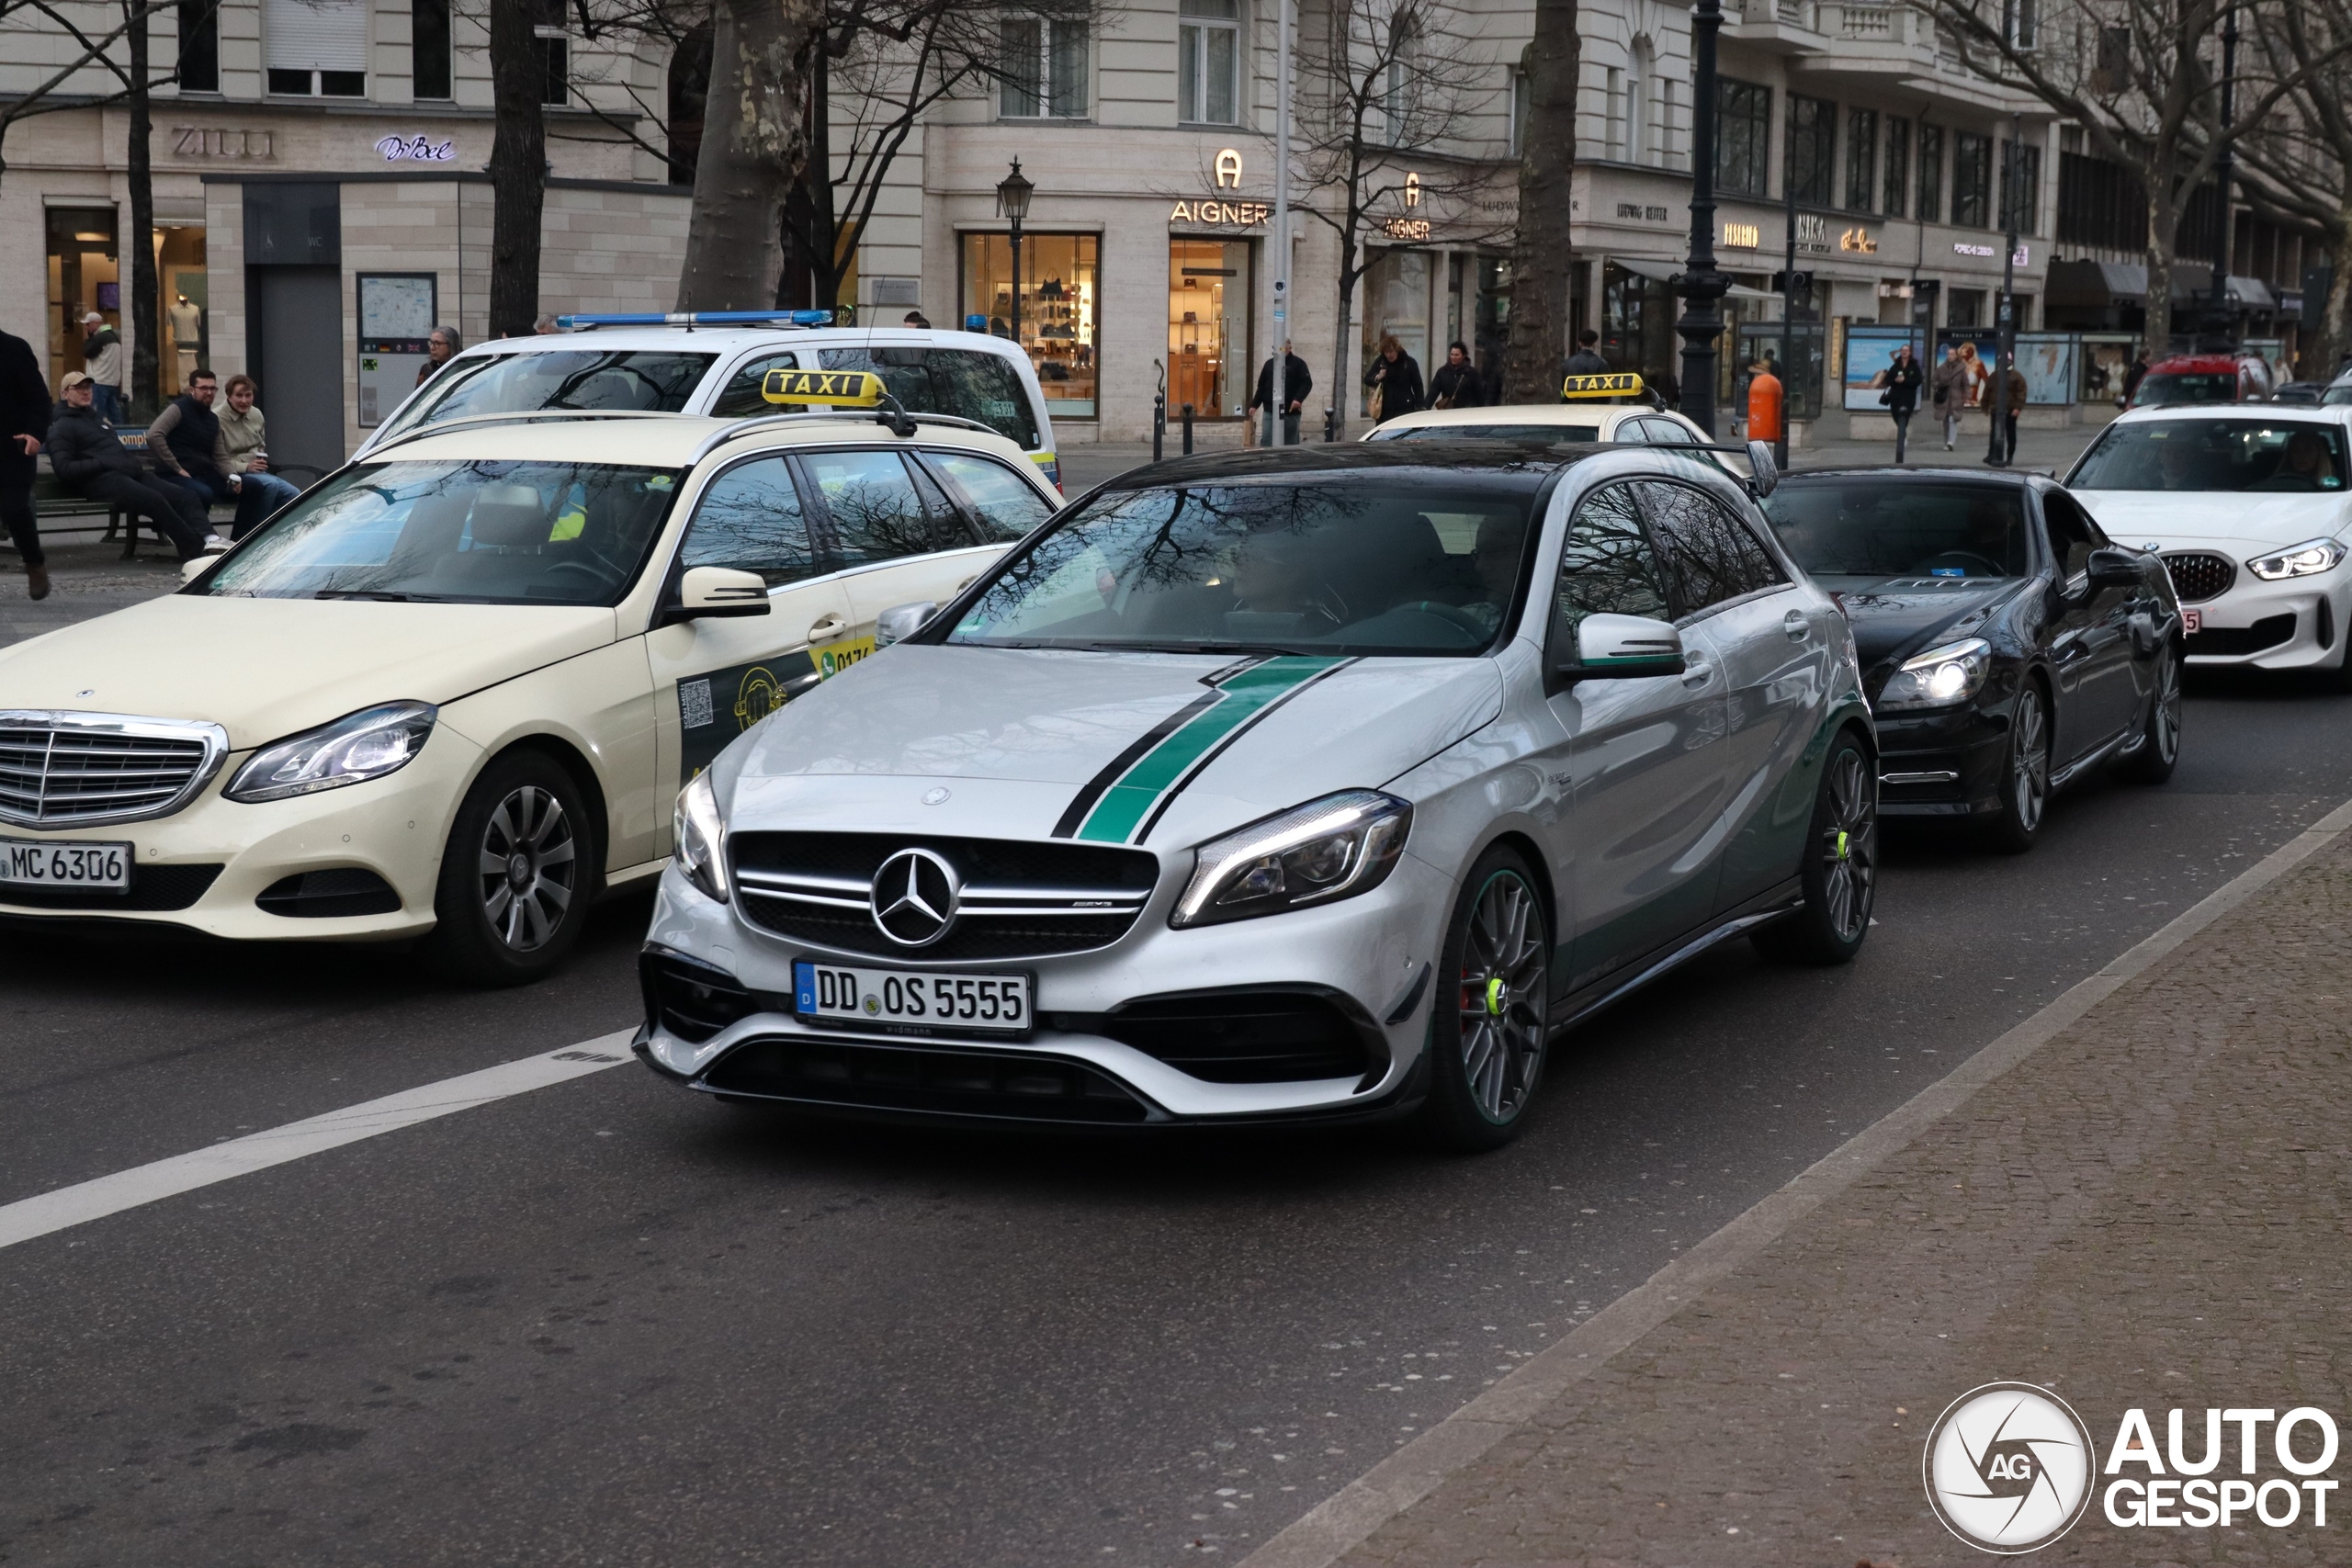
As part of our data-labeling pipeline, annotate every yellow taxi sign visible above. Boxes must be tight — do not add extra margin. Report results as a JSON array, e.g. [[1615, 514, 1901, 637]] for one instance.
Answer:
[[762, 368, 886, 407], [1562, 371, 1645, 400]]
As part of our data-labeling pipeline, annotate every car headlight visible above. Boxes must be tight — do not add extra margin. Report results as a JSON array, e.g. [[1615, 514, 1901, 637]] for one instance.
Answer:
[[224, 701, 436, 802], [1171, 789, 1411, 929], [673, 770, 729, 903], [2246, 537, 2347, 581], [1875, 637, 1992, 712]]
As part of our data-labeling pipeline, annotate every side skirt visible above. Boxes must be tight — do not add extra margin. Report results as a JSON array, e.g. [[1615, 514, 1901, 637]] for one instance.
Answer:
[[1548, 877, 1805, 1037]]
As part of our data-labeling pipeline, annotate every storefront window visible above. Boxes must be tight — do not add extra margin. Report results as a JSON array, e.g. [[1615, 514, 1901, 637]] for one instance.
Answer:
[[1169, 237, 1250, 418], [962, 232, 1099, 418], [157, 226, 208, 390], [1360, 248, 1428, 416], [1601, 263, 1679, 386], [44, 207, 119, 394]]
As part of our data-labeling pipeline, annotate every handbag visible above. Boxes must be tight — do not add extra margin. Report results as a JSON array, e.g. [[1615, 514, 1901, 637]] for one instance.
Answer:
[[1877, 389, 1892, 406]]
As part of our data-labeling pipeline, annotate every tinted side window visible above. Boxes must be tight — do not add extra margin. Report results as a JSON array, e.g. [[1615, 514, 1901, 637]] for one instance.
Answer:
[[1555, 482, 1673, 651], [1636, 479, 1786, 612], [2042, 491, 2097, 579], [820, 347, 1041, 449], [927, 451, 1054, 542], [680, 456, 818, 586], [801, 449, 941, 567], [708, 352, 801, 418]]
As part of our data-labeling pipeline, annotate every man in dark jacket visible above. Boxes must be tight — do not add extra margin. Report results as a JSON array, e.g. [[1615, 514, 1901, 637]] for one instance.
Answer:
[[0, 326, 49, 598], [145, 368, 232, 542], [47, 374, 209, 561], [1561, 329, 1610, 380], [1249, 341, 1314, 445], [1883, 344, 1926, 462]]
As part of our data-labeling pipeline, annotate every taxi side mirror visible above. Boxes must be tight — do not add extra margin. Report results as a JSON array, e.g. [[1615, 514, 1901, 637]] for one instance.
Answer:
[[1745, 440, 1779, 498], [875, 601, 940, 648], [660, 566, 770, 626]]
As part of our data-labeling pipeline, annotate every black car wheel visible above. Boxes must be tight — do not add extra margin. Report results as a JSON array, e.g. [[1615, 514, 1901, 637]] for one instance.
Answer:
[[1753, 729, 1876, 965], [2118, 642, 2182, 784], [1985, 679, 2052, 853], [431, 750, 594, 986], [1421, 846, 1551, 1154]]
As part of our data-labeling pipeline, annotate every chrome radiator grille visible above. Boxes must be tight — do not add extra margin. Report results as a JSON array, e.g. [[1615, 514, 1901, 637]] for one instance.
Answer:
[[0, 712, 230, 828]]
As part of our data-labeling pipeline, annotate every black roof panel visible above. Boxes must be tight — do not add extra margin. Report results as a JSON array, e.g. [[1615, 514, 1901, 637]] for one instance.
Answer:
[[1102, 439, 1601, 491]]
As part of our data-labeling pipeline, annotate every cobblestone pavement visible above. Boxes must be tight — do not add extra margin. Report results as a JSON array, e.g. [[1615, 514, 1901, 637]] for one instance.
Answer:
[[0, 538, 183, 649], [1303, 823, 2352, 1566]]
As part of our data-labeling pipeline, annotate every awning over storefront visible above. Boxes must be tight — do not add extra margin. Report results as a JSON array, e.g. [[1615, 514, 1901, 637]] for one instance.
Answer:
[[1607, 254, 1781, 300], [2044, 257, 2256, 307], [2226, 276, 2276, 310]]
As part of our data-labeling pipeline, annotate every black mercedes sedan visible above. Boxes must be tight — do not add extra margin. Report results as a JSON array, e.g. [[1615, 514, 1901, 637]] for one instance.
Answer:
[[1761, 468, 2185, 851]]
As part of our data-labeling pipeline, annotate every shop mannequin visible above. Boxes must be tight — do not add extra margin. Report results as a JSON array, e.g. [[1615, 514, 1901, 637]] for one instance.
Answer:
[[168, 294, 202, 385]]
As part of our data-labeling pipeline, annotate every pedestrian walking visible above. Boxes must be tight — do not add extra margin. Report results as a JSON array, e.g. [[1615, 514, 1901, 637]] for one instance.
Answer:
[[1996, 355, 2029, 465], [1429, 341, 1485, 410], [1746, 358, 1783, 448], [534, 314, 561, 334], [1931, 344, 1970, 450], [79, 311, 124, 423], [216, 374, 303, 538], [902, 311, 932, 329], [415, 324, 462, 387], [1249, 341, 1314, 445], [1363, 335, 1423, 425], [46, 373, 210, 561], [144, 368, 233, 548], [0, 324, 49, 599], [1561, 330, 1610, 379], [2121, 350, 2150, 407], [1883, 344, 1925, 463]]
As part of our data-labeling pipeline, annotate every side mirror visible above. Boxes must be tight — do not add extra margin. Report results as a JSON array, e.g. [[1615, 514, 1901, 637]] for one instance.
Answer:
[[179, 555, 213, 584], [2086, 546, 2141, 591], [1562, 613, 1687, 682], [660, 566, 770, 626], [1745, 440, 1779, 498], [875, 600, 939, 648]]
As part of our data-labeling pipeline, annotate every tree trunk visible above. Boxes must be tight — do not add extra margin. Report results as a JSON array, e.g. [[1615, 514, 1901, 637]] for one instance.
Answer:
[[1503, 0, 1578, 403], [678, 0, 825, 311], [2143, 226, 2173, 363], [487, 0, 546, 339], [2314, 213, 2352, 378], [1329, 239, 1359, 442], [126, 0, 161, 418]]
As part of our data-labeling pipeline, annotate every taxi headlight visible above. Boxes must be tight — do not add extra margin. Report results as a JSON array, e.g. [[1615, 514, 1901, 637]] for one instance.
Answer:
[[673, 771, 729, 903], [1172, 789, 1411, 929], [2246, 537, 2347, 581], [1875, 637, 1992, 711], [225, 702, 436, 801]]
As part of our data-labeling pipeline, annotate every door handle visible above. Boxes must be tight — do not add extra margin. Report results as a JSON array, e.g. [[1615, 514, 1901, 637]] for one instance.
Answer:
[[1680, 660, 1714, 687], [807, 614, 848, 642], [1782, 608, 1810, 639]]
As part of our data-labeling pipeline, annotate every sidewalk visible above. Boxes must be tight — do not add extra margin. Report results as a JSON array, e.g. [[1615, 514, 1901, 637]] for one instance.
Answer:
[[1270, 817, 2352, 1565]]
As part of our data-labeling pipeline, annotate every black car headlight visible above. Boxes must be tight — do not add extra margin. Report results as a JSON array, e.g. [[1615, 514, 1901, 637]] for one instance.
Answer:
[[1875, 637, 1992, 712], [225, 701, 436, 802], [673, 771, 729, 903], [1171, 790, 1411, 929]]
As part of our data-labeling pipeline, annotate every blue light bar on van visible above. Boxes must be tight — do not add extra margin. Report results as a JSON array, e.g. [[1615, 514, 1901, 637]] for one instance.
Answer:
[[553, 310, 836, 330]]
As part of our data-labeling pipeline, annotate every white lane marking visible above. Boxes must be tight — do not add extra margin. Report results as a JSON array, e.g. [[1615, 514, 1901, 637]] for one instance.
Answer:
[[1241, 794, 2352, 1568], [0, 1030, 638, 1252]]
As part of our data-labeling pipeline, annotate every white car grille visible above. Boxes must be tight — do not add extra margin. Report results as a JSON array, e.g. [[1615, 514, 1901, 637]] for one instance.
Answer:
[[0, 712, 231, 829]]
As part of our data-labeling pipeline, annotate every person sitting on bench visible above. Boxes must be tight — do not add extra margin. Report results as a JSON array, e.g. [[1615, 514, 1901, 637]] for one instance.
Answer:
[[46, 373, 211, 561]]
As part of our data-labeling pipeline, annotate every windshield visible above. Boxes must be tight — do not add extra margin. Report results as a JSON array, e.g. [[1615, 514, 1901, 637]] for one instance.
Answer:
[[2323, 383, 2352, 406], [816, 348, 1041, 449], [2132, 372, 2237, 407], [1764, 480, 2028, 579], [380, 350, 718, 439], [2069, 419, 2349, 492], [1374, 423, 1601, 443], [197, 460, 681, 604], [944, 475, 1539, 657]]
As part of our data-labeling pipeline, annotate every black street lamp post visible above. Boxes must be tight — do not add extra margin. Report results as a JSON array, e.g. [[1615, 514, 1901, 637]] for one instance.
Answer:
[[1984, 113, 2020, 467], [2204, 6, 2240, 349], [997, 159, 1035, 355], [1672, 0, 1730, 437]]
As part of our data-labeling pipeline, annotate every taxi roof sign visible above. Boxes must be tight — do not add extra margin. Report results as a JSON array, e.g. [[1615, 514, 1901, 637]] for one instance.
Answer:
[[1562, 371, 1645, 400], [763, 368, 887, 407]]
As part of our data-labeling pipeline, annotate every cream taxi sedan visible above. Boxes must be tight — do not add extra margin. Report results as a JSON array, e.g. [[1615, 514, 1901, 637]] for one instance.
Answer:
[[1366, 374, 1747, 474], [0, 380, 1058, 982]]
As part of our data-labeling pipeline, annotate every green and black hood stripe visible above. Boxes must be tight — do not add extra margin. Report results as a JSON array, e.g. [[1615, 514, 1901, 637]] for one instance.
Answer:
[[1051, 656, 1356, 843]]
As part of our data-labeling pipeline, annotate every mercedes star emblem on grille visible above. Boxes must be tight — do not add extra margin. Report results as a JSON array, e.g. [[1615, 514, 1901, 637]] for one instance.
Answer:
[[871, 848, 961, 946]]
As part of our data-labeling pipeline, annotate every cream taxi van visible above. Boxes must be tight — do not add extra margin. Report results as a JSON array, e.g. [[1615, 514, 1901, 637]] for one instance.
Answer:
[[0, 376, 1058, 981]]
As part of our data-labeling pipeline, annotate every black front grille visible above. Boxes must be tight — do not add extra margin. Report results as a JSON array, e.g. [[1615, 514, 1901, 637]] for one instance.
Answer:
[[2187, 612, 2296, 657], [640, 948, 767, 1044], [729, 832, 1159, 959], [0, 863, 222, 912], [2164, 552, 2237, 603], [255, 867, 401, 918], [1098, 991, 1376, 1084], [702, 1035, 1152, 1122]]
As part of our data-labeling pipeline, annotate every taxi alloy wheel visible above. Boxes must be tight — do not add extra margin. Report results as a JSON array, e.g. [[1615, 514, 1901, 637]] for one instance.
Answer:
[[1423, 846, 1550, 1153], [434, 751, 594, 986]]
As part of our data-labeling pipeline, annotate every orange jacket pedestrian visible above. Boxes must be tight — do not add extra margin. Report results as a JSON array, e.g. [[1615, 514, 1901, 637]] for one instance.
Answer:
[[1747, 366, 1784, 444]]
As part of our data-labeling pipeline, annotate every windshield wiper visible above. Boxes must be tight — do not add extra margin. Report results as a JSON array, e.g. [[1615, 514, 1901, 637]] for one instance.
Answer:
[[1095, 639, 1321, 657], [312, 589, 443, 602]]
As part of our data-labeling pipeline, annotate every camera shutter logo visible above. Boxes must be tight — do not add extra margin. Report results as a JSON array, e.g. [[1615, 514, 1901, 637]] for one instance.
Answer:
[[1923, 1382, 2095, 1553]]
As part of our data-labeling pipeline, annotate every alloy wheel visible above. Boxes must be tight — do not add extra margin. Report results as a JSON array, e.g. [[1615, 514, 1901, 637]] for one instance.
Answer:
[[1819, 744, 1878, 942], [2012, 686, 2050, 832], [2151, 650, 2183, 764], [476, 784, 578, 952], [1456, 871, 1549, 1123]]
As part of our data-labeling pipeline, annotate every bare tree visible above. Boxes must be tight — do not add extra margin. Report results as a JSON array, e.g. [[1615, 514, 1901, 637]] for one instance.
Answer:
[[1294, 0, 1509, 437], [1503, 0, 1574, 402], [487, 0, 549, 338], [676, 0, 828, 309], [2236, 0, 2352, 372], [0, 0, 179, 184]]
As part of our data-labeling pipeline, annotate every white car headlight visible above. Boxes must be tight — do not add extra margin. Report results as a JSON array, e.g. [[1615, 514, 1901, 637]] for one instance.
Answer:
[[1876, 637, 1992, 712], [673, 770, 729, 903], [225, 701, 436, 802], [1171, 789, 1411, 929], [2246, 538, 2347, 581]]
